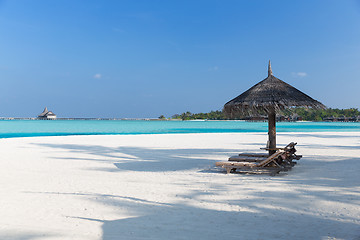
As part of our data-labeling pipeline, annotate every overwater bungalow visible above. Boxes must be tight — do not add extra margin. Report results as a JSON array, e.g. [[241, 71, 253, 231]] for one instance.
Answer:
[[38, 107, 57, 120]]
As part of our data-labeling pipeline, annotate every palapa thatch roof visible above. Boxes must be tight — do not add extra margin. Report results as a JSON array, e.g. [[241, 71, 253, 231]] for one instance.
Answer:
[[224, 61, 326, 117]]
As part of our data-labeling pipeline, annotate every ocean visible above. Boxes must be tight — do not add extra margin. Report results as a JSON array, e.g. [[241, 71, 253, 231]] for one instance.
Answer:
[[0, 120, 359, 139]]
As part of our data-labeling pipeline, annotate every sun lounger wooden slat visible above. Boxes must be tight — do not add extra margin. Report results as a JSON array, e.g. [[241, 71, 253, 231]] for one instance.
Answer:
[[233, 166, 292, 176], [238, 153, 269, 158], [229, 156, 267, 162], [215, 161, 290, 174], [216, 161, 258, 167], [230, 166, 291, 173], [257, 151, 283, 167]]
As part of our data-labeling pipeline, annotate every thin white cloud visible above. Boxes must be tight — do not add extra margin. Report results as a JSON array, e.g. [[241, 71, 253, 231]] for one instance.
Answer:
[[297, 72, 307, 77], [93, 74, 102, 79], [292, 72, 307, 77], [208, 66, 219, 71]]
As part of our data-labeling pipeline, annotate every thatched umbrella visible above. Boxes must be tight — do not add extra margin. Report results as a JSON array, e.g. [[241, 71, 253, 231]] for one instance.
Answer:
[[224, 61, 326, 154]]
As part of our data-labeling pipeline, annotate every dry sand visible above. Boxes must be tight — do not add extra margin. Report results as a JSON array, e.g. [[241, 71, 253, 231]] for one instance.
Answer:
[[0, 132, 359, 240]]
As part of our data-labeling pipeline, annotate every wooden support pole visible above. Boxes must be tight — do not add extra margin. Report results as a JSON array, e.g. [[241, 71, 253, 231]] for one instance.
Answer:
[[268, 107, 276, 155]]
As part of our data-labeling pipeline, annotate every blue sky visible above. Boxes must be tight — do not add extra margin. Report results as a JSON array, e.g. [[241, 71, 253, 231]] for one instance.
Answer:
[[0, 0, 359, 118]]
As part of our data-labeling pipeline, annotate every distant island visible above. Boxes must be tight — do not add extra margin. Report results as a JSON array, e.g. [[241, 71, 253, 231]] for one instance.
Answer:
[[165, 107, 360, 122], [0, 107, 359, 122]]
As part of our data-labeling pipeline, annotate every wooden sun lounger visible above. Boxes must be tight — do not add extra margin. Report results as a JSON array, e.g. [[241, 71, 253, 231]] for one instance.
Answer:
[[216, 142, 302, 175], [216, 151, 286, 174]]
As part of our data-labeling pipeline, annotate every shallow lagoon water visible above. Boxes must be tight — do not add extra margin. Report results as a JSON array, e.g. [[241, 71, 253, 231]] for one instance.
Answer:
[[0, 120, 359, 138]]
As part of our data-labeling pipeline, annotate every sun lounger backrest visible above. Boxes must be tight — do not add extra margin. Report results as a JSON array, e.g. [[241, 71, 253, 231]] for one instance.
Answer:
[[257, 151, 283, 167], [284, 142, 297, 150]]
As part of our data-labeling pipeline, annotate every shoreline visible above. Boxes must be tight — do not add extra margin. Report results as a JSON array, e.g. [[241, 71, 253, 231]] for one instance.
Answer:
[[1, 130, 360, 141]]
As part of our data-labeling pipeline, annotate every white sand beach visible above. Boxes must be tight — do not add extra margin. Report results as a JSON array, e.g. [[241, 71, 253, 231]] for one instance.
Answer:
[[0, 132, 359, 240]]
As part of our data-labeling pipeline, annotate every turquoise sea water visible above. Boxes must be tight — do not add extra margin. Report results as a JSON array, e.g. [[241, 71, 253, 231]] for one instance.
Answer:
[[0, 120, 359, 139]]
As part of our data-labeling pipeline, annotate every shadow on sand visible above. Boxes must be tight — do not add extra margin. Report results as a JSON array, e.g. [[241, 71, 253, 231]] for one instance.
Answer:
[[31, 182, 360, 240], [34, 142, 242, 172], [29, 140, 360, 240]]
